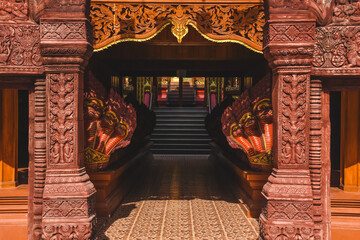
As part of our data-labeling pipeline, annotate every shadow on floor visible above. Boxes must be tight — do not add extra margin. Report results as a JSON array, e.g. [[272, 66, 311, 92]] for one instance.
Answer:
[[95, 155, 259, 240]]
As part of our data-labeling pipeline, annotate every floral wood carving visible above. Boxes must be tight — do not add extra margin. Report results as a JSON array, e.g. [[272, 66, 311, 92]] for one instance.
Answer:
[[280, 74, 308, 166], [332, 0, 360, 25], [84, 75, 137, 171], [0, 23, 42, 73], [0, 0, 28, 21], [48, 73, 76, 166], [90, 3, 264, 52], [221, 75, 273, 171], [313, 26, 360, 70], [42, 222, 93, 240]]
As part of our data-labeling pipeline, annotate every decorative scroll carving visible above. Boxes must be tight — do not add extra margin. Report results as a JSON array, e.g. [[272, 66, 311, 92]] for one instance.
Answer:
[[90, 3, 264, 52], [260, 222, 314, 240], [0, 23, 42, 73], [313, 26, 360, 71], [48, 73, 76, 166], [84, 75, 137, 171], [0, 0, 28, 21], [42, 222, 93, 240], [280, 74, 308, 166], [222, 76, 273, 171]]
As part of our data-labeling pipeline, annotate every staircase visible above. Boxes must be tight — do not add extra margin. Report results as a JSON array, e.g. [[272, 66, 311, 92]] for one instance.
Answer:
[[151, 107, 211, 155], [167, 79, 195, 107]]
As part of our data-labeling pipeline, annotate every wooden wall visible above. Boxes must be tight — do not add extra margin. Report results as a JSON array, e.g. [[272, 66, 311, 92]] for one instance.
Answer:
[[0, 89, 18, 188], [341, 91, 360, 192]]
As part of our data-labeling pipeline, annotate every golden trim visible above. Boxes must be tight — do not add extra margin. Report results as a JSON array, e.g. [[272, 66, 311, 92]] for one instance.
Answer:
[[248, 149, 272, 166], [94, 22, 171, 52], [94, 22, 263, 53], [253, 98, 271, 113], [188, 23, 263, 54]]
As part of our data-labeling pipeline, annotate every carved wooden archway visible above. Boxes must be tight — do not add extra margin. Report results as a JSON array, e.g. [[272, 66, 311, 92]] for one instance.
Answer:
[[90, 1, 265, 53]]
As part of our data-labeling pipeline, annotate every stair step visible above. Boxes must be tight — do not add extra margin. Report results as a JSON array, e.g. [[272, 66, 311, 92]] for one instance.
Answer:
[[151, 133, 210, 138], [150, 138, 211, 143], [151, 107, 210, 155], [150, 149, 211, 154], [152, 129, 208, 134], [157, 119, 204, 123], [156, 114, 206, 119], [152, 143, 210, 148]]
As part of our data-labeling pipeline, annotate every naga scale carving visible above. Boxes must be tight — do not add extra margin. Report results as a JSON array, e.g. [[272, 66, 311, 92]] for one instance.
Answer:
[[90, 2, 264, 52], [221, 75, 273, 171], [84, 73, 137, 171]]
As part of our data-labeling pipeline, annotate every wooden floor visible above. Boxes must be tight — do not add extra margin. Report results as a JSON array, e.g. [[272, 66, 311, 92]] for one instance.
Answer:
[[95, 155, 259, 239]]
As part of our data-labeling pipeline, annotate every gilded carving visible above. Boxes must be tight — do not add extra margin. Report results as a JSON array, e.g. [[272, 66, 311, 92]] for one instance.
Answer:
[[222, 76, 273, 171], [48, 73, 76, 166], [90, 3, 264, 52], [84, 75, 137, 171], [280, 74, 308, 166]]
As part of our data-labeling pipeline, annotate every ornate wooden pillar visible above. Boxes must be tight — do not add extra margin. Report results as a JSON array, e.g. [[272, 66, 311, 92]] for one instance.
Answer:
[[259, 2, 319, 239], [39, 1, 96, 239]]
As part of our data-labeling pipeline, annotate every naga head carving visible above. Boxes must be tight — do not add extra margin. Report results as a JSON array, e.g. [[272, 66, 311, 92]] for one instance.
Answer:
[[84, 77, 137, 172], [85, 97, 104, 120], [240, 112, 257, 131], [230, 123, 245, 138], [221, 76, 273, 171], [253, 98, 273, 124], [101, 110, 118, 129]]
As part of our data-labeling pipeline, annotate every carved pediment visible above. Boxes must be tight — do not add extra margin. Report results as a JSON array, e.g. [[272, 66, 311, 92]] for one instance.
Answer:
[[90, 1, 264, 53]]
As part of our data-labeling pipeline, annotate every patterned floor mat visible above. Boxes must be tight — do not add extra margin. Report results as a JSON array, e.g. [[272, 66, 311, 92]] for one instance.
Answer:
[[95, 155, 259, 240]]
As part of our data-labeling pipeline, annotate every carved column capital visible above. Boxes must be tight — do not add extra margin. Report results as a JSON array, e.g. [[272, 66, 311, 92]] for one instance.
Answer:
[[40, 19, 93, 67], [263, 19, 316, 70]]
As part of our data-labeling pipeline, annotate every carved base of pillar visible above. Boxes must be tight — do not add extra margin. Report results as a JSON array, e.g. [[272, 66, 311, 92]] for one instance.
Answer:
[[41, 168, 96, 240], [259, 168, 316, 239]]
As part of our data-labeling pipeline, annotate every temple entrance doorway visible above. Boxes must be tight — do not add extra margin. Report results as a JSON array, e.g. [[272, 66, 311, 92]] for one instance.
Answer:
[[87, 26, 269, 238]]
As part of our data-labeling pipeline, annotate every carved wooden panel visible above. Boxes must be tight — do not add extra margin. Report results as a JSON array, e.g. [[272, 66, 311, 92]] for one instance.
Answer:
[[47, 73, 77, 167], [90, 2, 264, 52], [0, 23, 42, 74], [0, 0, 28, 21], [279, 74, 309, 167], [313, 26, 360, 76]]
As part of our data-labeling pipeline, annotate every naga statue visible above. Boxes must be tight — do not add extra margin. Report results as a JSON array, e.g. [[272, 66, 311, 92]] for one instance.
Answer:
[[221, 74, 273, 171], [84, 72, 137, 171]]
